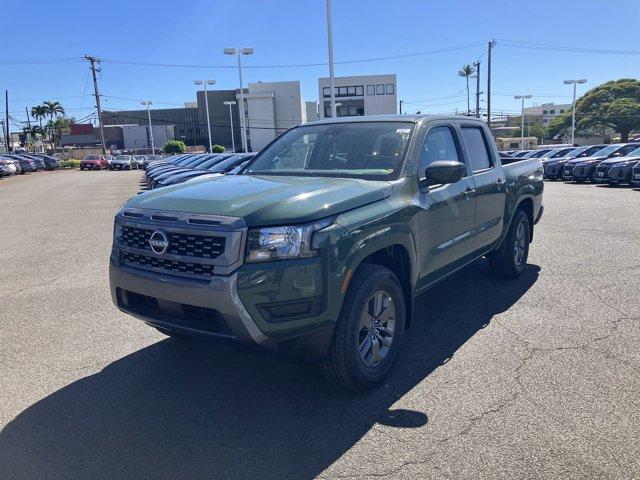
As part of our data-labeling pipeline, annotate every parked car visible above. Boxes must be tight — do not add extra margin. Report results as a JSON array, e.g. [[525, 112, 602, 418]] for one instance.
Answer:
[[32, 154, 60, 170], [594, 145, 640, 184], [149, 154, 232, 189], [571, 143, 640, 183], [81, 155, 108, 170], [155, 154, 255, 189], [0, 157, 18, 176], [543, 145, 606, 180], [630, 162, 640, 187], [540, 147, 577, 176], [606, 153, 640, 185], [5, 155, 36, 173], [110, 155, 139, 170], [145, 154, 212, 187], [142, 154, 163, 169], [109, 115, 544, 390]]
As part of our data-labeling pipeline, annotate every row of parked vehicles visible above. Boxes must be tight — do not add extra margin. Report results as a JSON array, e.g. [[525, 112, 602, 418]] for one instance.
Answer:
[[502, 143, 640, 186], [80, 154, 165, 171], [0, 153, 60, 177], [143, 152, 255, 190]]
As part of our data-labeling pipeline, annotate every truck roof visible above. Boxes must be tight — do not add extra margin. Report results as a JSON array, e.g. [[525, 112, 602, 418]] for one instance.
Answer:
[[307, 114, 484, 125]]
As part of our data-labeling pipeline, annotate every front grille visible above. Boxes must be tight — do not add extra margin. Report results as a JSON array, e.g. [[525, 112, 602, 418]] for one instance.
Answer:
[[597, 164, 610, 174], [121, 251, 215, 279], [120, 225, 225, 259]]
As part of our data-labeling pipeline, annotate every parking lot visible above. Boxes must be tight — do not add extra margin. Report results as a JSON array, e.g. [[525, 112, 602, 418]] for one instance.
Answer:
[[0, 169, 638, 479]]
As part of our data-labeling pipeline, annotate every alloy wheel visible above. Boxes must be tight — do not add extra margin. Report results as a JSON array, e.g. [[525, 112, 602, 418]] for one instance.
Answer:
[[358, 290, 396, 368]]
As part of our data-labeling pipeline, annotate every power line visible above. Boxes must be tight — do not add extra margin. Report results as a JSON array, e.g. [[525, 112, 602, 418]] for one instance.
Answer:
[[497, 39, 640, 55]]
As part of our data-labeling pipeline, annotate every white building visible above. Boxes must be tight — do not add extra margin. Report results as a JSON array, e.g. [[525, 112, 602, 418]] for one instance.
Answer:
[[317, 74, 397, 119], [524, 102, 572, 126], [244, 80, 306, 151]]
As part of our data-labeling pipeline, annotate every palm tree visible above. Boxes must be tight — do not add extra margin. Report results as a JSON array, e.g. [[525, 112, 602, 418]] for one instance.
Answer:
[[43, 100, 65, 119], [31, 105, 48, 128], [458, 64, 476, 115]]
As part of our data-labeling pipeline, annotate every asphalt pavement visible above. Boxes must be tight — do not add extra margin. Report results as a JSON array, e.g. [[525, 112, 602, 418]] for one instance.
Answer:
[[0, 169, 638, 479]]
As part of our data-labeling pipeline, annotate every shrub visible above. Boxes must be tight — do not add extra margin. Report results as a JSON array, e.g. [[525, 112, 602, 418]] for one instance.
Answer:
[[211, 144, 225, 153], [163, 140, 187, 154], [59, 159, 81, 169]]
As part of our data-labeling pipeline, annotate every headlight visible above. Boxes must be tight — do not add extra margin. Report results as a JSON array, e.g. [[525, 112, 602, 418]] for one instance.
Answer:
[[245, 218, 332, 262]]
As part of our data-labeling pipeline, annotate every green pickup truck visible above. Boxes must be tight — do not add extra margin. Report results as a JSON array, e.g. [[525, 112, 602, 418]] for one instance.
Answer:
[[110, 115, 544, 390]]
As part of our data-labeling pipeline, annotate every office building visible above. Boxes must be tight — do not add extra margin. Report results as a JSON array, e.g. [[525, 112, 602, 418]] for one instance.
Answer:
[[318, 74, 397, 118]]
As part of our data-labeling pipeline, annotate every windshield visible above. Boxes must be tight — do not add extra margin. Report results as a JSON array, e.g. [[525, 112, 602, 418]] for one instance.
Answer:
[[115, 155, 130, 160], [578, 145, 605, 157], [615, 144, 640, 157], [531, 149, 551, 158], [550, 148, 574, 158], [85, 155, 101, 160], [246, 122, 414, 179]]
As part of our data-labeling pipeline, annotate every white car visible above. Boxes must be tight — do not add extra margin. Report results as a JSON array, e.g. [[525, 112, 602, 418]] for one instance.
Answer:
[[0, 158, 17, 176]]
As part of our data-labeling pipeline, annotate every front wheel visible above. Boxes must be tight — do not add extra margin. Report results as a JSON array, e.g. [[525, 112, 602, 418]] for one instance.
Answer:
[[488, 209, 530, 278], [319, 264, 406, 390]]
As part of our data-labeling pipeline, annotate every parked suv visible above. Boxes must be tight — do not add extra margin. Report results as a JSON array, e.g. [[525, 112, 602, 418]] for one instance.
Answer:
[[571, 143, 640, 182], [110, 115, 544, 390], [543, 145, 605, 180], [110, 155, 139, 170], [81, 155, 107, 170], [0, 157, 18, 176]]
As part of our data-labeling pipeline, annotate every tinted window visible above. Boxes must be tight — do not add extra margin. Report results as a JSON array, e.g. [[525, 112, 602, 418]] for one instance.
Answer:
[[420, 126, 460, 176], [386, 84, 395, 95], [367, 85, 375, 95], [376, 84, 385, 95], [461, 127, 492, 172]]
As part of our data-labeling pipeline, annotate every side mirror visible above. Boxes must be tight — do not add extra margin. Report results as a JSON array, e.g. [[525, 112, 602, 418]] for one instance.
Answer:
[[422, 160, 465, 187]]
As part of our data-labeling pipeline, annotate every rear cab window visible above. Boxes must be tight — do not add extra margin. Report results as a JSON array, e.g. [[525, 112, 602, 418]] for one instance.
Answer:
[[461, 126, 493, 173]]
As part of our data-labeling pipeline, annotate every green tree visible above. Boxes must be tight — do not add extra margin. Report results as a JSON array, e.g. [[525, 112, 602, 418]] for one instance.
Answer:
[[458, 64, 476, 115], [43, 100, 65, 119], [163, 139, 187, 154], [30, 105, 48, 128], [211, 144, 225, 153], [46, 117, 74, 149], [571, 79, 640, 142]]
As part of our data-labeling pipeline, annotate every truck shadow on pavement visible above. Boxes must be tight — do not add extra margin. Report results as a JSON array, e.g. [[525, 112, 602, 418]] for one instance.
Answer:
[[0, 260, 539, 480]]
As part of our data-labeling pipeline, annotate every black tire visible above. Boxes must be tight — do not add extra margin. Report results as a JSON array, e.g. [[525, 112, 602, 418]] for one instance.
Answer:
[[319, 264, 406, 390], [80, 167, 84, 171], [488, 209, 531, 278]]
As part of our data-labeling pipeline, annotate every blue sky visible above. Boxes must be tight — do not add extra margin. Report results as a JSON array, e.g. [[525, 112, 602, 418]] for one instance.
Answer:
[[2, 0, 639, 126]]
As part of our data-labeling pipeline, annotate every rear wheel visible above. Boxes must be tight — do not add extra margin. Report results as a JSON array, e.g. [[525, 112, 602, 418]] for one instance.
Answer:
[[488, 209, 530, 278], [319, 264, 406, 390]]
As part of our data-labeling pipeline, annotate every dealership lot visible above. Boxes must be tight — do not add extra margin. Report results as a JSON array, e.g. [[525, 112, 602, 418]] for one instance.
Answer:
[[0, 170, 638, 479]]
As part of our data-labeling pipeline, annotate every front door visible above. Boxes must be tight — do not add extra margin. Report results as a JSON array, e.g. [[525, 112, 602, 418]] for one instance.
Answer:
[[415, 124, 477, 292]]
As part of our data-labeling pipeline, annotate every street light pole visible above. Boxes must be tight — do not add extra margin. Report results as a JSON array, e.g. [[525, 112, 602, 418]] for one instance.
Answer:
[[223, 100, 236, 153], [140, 101, 155, 153], [564, 79, 587, 146], [194, 80, 216, 152], [224, 47, 253, 152], [514, 95, 532, 149], [325, 0, 337, 118]]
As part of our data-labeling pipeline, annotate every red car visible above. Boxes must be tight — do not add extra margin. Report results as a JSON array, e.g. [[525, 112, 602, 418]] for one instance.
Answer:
[[80, 155, 107, 170]]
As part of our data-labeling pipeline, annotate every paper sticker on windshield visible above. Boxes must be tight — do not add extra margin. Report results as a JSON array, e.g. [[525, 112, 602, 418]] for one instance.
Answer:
[[396, 128, 411, 133]]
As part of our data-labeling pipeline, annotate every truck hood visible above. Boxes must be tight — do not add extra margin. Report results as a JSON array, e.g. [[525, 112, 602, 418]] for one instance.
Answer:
[[127, 174, 393, 226]]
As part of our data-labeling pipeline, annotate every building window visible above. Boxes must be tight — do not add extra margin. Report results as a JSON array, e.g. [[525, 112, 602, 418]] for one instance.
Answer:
[[550, 109, 555, 114], [338, 86, 348, 96], [348, 106, 358, 116], [355, 85, 364, 96], [325, 107, 331, 117], [376, 84, 385, 95], [542, 110, 548, 114], [367, 85, 375, 95], [385, 84, 395, 95], [560, 109, 565, 113], [323, 87, 330, 98], [347, 86, 356, 95]]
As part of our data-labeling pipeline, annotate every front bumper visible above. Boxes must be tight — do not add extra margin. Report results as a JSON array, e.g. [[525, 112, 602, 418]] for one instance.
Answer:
[[607, 166, 633, 184], [109, 250, 333, 360], [631, 170, 640, 185]]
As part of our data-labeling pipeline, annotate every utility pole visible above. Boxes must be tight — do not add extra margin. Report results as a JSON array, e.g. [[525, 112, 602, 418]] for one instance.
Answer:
[[399, 100, 403, 114], [25, 106, 33, 152], [473, 61, 481, 118], [85, 55, 106, 154], [5, 90, 10, 153], [326, 0, 337, 118], [486, 39, 495, 129]]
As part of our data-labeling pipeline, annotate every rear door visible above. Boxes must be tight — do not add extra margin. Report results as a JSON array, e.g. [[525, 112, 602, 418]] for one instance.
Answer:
[[415, 122, 477, 291], [459, 123, 507, 251]]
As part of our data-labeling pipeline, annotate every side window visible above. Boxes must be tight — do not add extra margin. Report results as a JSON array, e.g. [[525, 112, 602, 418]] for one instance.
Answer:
[[461, 127, 492, 172], [419, 126, 460, 177]]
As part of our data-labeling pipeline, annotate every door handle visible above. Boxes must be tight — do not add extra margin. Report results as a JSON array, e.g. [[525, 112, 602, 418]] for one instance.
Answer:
[[464, 187, 475, 198]]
